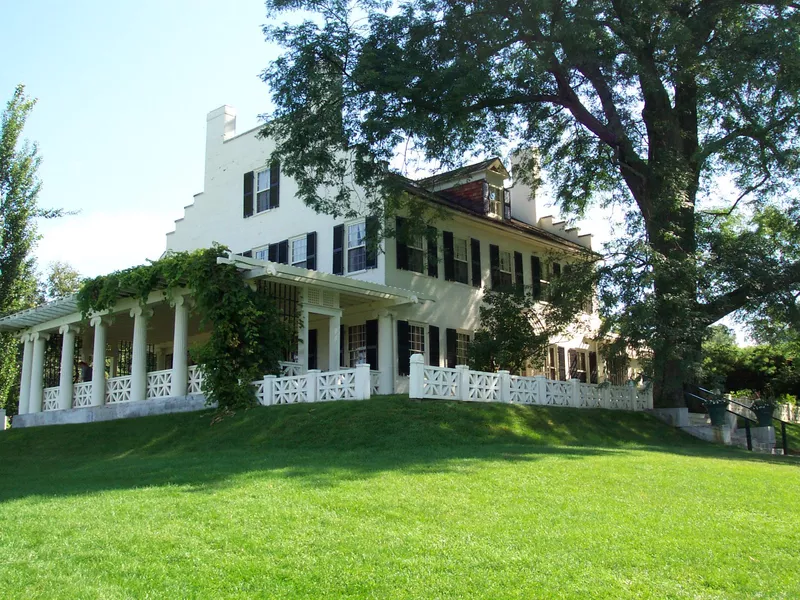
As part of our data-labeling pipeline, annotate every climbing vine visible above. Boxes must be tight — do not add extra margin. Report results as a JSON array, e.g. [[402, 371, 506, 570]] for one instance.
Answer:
[[77, 245, 294, 410]]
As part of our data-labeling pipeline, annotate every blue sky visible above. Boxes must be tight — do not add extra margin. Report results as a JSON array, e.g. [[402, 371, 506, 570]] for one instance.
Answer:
[[1, 0, 279, 276]]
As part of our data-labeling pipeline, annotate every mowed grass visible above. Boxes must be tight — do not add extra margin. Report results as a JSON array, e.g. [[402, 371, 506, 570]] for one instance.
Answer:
[[0, 397, 798, 599]]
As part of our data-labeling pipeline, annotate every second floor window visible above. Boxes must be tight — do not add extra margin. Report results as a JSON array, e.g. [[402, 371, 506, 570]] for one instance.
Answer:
[[499, 250, 513, 287], [254, 247, 268, 261], [291, 237, 307, 268], [453, 238, 469, 284], [348, 222, 367, 272], [407, 233, 425, 273]]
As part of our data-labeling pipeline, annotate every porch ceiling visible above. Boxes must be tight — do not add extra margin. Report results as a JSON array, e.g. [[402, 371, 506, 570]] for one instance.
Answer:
[[219, 255, 434, 306], [0, 296, 80, 333]]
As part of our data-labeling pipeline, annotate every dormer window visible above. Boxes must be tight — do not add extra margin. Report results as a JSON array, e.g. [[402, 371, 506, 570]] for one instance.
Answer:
[[482, 182, 511, 220]]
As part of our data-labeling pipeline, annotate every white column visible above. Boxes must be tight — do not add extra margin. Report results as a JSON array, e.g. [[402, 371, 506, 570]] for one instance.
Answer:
[[377, 310, 394, 395], [498, 370, 511, 403], [328, 311, 341, 372], [130, 306, 153, 403], [18, 334, 34, 415], [409, 353, 425, 399], [90, 316, 108, 406], [58, 324, 79, 410], [171, 295, 190, 397], [354, 363, 371, 400], [28, 332, 49, 414]]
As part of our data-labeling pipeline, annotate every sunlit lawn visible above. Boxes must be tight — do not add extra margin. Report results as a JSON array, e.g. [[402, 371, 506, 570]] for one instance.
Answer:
[[1, 397, 798, 599]]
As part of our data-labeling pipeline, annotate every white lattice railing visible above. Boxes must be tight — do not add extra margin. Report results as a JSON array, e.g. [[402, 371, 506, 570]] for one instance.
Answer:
[[73, 382, 92, 408], [146, 369, 173, 399], [106, 376, 132, 404], [253, 365, 372, 406], [42, 387, 59, 411], [410, 354, 652, 411], [188, 366, 204, 395], [279, 361, 303, 377], [370, 370, 381, 396]]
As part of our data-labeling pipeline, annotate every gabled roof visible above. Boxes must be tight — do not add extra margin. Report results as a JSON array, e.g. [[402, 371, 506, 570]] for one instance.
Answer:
[[417, 158, 509, 187]]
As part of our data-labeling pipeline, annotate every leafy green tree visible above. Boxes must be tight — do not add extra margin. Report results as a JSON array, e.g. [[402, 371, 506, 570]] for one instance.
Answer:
[[262, 1, 800, 406], [0, 85, 61, 413], [43, 260, 82, 301]]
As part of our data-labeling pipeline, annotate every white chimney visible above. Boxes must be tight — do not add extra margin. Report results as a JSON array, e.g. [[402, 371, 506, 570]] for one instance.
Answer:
[[509, 149, 539, 226], [206, 105, 237, 146]]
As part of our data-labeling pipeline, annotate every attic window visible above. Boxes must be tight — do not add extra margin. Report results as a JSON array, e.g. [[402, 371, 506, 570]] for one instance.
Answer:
[[487, 184, 503, 216]]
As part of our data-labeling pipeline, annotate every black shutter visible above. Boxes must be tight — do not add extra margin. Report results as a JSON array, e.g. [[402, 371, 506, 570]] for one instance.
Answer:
[[332, 224, 344, 275], [552, 262, 562, 278], [428, 325, 440, 367], [589, 351, 599, 384], [243, 171, 254, 218], [482, 181, 490, 214], [489, 244, 500, 289], [446, 328, 457, 368], [558, 346, 567, 381], [308, 329, 318, 370], [241, 250, 253, 258], [426, 226, 438, 278], [340, 324, 346, 367], [396, 216, 409, 270], [269, 162, 280, 208], [365, 216, 379, 269], [471, 238, 481, 287], [531, 256, 542, 299], [278, 239, 289, 264], [397, 320, 410, 376], [443, 231, 455, 281], [306, 232, 317, 270], [568, 349, 578, 379], [514, 251, 524, 290], [366, 319, 379, 370], [268, 243, 278, 262]]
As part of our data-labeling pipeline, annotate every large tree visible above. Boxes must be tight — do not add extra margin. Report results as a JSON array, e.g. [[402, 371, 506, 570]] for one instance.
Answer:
[[262, 1, 800, 406], [0, 85, 59, 413]]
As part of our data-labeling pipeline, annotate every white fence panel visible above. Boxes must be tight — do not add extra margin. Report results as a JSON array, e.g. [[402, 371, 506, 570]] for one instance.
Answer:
[[279, 362, 302, 377], [73, 382, 92, 408], [252, 379, 266, 405], [468, 371, 501, 402], [578, 383, 602, 408], [146, 369, 173, 399], [318, 370, 356, 401], [42, 387, 59, 411], [106, 376, 132, 404], [422, 366, 460, 400], [370, 371, 381, 396], [509, 376, 538, 404], [608, 386, 630, 410], [544, 379, 571, 406], [273, 374, 310, 405], [188, 366, 204, 395]]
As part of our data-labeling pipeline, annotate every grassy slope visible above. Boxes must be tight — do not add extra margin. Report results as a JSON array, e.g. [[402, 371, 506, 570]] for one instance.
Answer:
[[0, 397, 798, 600]]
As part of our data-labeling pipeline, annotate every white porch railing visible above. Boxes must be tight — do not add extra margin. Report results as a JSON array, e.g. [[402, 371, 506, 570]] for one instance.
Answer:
[[106, 376, 132, 404], [188, 365, 203, 395], [146, 369, 173, 399], [279, 361, 303, 377], [253, 364, 372, 406], [73, 382, 92, 408], [42, 387, 59, 411], [370, 370, 381, 396], [409, 355, 653, 411]]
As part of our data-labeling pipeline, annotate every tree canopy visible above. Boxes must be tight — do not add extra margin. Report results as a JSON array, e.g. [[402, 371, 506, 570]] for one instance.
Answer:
[[262, 0, 800, 406]]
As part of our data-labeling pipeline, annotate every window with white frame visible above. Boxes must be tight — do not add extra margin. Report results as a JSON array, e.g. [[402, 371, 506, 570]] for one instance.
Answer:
[[348, 324, 367, 366], [456, 332, 470, 365], [499, 250, 513, 287], [453, 237, 469, 284], [407, 233, 425, 273], [254, 247, 269, 261], [291, 236, 307, 268], [256, 169, 274, 213], [347, 221, 366, 272], [409, 324, 426, 355], [487, 184, 503, 216]]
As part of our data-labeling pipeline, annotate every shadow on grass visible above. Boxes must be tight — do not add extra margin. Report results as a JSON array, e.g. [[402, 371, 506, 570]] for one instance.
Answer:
[[0, 396, 796, 503]]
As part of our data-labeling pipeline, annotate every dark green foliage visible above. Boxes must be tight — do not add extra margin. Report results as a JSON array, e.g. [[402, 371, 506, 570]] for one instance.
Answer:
[[77, 246, 294, 411], [261, 1, 800, 408], [701, 340, 799, 399]]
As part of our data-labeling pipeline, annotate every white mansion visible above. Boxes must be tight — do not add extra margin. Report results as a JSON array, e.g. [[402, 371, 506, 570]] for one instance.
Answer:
[[1, 105, 626, 421]]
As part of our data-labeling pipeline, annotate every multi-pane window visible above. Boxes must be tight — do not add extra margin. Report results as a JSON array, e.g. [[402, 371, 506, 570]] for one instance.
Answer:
[[487, 184, 503, 216], [409, 324, 426, 355], [256, 170, 273, 213], [407, 233, 425, 273], [498, 250, 513, 287], [291, 237, 307, 268], [453, 237, 469, 284], [547, 346, 558, 380], [456, 332, 470, 365], [254, 247, 269, 261], [348, 222, 366, 272], [570, 350, 588, 383], [348, 324, 367, 366]]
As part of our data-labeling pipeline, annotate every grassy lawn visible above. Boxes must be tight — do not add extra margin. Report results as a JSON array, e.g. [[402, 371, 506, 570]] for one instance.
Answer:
[[0, 396, 798, 599]]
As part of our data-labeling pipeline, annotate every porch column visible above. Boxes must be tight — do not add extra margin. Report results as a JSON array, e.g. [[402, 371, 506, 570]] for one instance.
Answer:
[[327, 311, 342, 372], [90, 316, 108, 406], [130, 306, 153, 403], [28, 332, 49, 414], [378, 310, 394, 394], [170, 295, 189, 397], [58, 324, 79, 410], [18, 334, 34, 415]]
